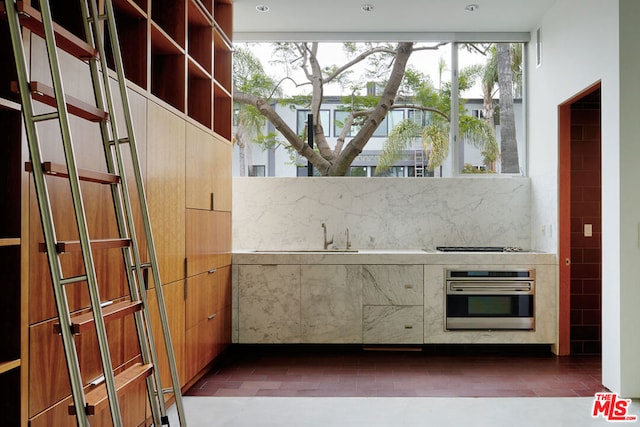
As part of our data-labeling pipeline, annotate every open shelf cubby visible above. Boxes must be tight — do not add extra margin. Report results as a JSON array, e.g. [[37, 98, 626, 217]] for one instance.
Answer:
[[214, 82, 232, 140], [107, 4, 148, 89], [151, 0, 186, 49], [151, 22, 186, 111]]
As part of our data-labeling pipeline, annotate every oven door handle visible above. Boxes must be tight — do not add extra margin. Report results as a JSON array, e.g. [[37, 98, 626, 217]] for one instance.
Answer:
[[448, 282, 533, 293]]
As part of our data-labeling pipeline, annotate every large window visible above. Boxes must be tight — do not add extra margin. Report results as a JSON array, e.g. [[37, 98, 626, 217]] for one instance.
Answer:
[[233, 41, 526, 177]]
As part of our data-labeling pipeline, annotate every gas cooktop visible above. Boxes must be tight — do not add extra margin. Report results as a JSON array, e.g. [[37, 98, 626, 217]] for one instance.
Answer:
[[435, 246, 526, 252]]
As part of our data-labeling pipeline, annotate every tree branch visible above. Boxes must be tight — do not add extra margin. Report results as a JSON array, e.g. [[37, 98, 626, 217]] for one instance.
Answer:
[[234, 91, 332, 174], [324, 46, 396, 84]]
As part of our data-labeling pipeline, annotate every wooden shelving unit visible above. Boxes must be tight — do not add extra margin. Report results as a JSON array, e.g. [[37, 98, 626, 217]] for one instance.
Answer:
[[0, 1, 233, 424], [0, 88, 23, 427], [213, 0, 233, 139], [104, 0, 233, 135]]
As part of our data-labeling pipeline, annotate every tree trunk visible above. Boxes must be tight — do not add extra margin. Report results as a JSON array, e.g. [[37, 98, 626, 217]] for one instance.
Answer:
[[496, 43, 520, 173], [330, 42, 415, 176], [235, 125, 247, 176]]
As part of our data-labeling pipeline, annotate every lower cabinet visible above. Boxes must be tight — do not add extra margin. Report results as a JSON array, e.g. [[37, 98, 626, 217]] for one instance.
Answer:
[[301, 265, 362, 343], [236, 263, 425, 345], [363, 305, 423, 344], [185, 266, 231, 380], [147, 280, 186, 392], [237, 265, 301, 343], [362, 264, 424, 344]]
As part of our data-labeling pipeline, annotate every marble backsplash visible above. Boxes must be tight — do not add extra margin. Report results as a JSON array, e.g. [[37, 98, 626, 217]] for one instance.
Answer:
[[233, 176, 531, 251]]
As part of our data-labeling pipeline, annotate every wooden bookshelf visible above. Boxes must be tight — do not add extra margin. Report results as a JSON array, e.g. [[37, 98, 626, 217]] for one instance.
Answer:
[[103, 0, 233, 134]]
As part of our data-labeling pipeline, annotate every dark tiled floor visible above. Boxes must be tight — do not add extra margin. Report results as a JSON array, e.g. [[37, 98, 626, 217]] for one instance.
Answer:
[[186, 345, 606, 398]]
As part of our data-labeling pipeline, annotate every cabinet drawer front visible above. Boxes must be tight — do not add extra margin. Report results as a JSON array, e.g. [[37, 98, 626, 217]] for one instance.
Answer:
[[363, 305, 424, 344], [362, 265, 423, 305]]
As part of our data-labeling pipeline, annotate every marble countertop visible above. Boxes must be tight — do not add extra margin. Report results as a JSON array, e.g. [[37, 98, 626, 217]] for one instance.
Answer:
[[233, 249, 556, 265]]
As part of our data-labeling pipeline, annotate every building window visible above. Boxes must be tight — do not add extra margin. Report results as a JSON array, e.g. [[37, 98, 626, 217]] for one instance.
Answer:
[[250, 165, 266, 177], [335, 109, 405, 138], [334, 110, 360, 137], [372, 166, 407, 177], [297, 110, 330, 137]]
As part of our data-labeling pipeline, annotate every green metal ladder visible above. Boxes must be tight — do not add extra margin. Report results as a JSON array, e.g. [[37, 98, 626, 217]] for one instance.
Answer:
[[4, 0, 186, 425]]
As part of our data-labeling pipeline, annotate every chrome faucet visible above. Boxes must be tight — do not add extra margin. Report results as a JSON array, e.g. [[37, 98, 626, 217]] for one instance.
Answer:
[[322, 223, 333, 249], [345, 227, 351, 249]]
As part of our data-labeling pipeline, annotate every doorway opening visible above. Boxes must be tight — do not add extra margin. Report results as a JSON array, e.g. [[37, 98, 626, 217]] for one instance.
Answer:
[[558, 82, 602, 355]]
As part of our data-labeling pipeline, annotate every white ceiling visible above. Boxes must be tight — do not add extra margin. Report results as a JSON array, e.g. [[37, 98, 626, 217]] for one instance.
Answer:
[[233, 0, 558, 41]]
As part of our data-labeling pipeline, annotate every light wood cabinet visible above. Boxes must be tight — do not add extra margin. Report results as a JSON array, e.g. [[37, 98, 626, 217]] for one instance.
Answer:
[[186, 124, 216, 210], [147, 280, 186, 390], [186, 209, 231, 277], [186, 126, 232, 212], [185, 266, 231, 380], [147, 102, 186, 286]]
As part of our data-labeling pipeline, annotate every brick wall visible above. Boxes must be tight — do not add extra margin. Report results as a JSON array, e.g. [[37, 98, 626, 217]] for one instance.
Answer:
[[570, 90, 601, 354]]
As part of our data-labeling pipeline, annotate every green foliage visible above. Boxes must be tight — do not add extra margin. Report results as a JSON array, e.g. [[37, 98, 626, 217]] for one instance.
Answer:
[[375, 119, 422, 175], [461, 163, 495, 174], [460, 116, 499, 167], [424, 122, 449, 171]]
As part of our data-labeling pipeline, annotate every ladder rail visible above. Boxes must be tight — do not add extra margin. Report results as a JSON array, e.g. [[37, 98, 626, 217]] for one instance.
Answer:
[[102, 0, 188, 424], [3, 2, 90, 424], [36, 1, 125, 425], [79, 0, 166, 424]]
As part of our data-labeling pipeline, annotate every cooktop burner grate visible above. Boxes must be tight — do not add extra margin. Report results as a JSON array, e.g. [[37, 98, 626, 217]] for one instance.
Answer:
[[436, 246, 525, 252]]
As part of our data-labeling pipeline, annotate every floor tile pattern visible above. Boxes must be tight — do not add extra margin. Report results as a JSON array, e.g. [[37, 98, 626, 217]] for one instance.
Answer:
[[186, 345, 605, 398]]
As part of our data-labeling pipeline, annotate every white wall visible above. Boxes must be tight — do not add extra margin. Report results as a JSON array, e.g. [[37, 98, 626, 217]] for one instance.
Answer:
[[617, 0, 640, 399], [530, 0, 640, 397]]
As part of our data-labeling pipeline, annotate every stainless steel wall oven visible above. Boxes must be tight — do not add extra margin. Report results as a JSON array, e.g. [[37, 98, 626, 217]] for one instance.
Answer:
[[445, 269, 535, 330]]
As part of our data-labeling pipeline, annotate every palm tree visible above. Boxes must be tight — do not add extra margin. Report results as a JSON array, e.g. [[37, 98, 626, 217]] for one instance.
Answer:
[[476, 43, 522, 173], [496, 43, 520, 173], [233, 47, 281, 176], [376, 64, 498, 175]]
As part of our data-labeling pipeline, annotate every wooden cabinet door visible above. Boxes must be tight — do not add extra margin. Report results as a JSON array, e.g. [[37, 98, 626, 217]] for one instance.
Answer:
[[184, 266, 231, 379], [211, 135, 232, 212], [186, 124, 215, 210], [147, 102, 186, 286], [185, 209, 231, 277], [185, 127, 231, 212], [147, 280, 186, 390]]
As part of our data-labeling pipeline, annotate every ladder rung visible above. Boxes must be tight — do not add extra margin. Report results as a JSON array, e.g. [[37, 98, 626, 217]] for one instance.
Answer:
[[11, 81, 108, 122], [60, 275, 88, 286], [53, 300, 143, 334], [109, 137, 130, 145], [131, 262, 152, 271], [38, 238, 132, 254], [32, 111, 59, 122], [0, 1, 97, 60], [25, 161, 121, 185], [68, 363, 154, 416]]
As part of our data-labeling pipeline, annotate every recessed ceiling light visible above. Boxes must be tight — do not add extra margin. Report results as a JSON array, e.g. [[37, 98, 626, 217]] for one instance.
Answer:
[[256, 4, 270, 12], [465, 4, 479, 12], [361, 3, 374, 12]]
